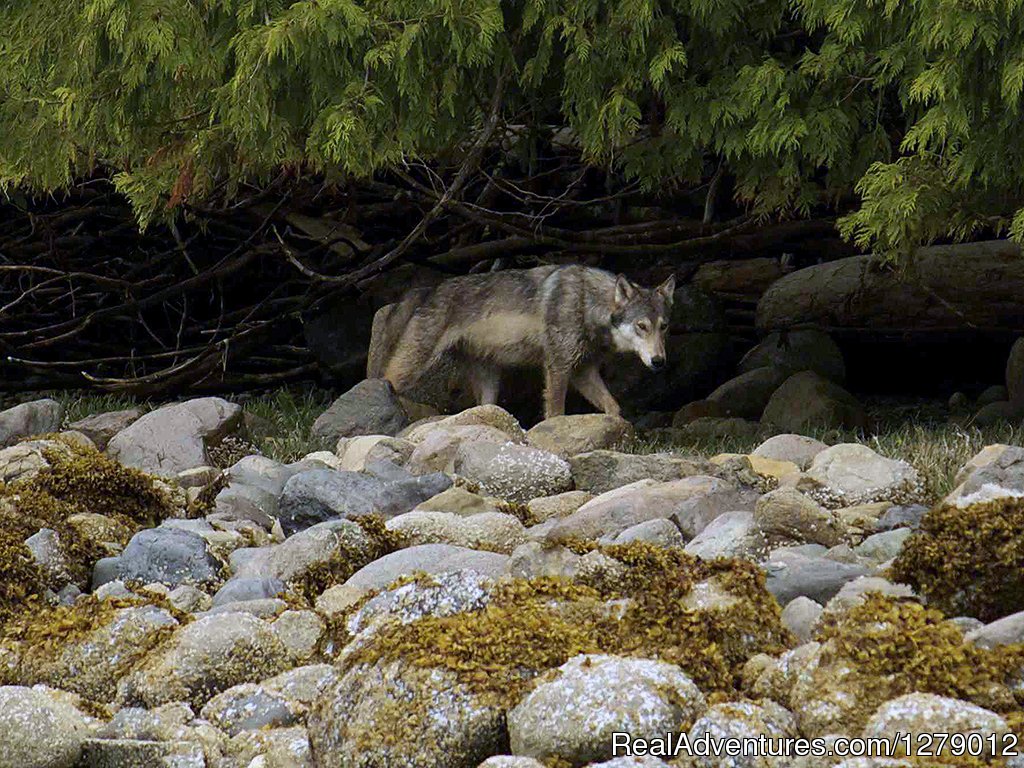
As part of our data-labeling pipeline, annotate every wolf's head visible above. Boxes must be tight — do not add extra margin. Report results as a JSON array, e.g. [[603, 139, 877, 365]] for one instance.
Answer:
[[609, 273, 676, 370]]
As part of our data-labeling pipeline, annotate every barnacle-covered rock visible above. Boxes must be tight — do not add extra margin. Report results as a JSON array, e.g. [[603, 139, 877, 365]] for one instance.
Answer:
[[799, 444, 925, 509]]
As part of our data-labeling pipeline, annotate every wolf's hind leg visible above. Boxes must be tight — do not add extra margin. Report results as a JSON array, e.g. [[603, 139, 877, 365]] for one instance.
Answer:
[[572, 364, 621, 417], [469, 363, 501, 406]]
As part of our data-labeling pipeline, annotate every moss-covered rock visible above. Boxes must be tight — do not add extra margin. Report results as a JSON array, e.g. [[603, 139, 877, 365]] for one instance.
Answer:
[[340, 543, 791, 707], [892, 496, 1024, 622]]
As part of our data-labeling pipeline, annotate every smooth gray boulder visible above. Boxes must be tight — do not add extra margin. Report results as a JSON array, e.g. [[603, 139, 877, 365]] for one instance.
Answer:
[[344, 544, 509, 592], [311, 379, 409, 441], [764, 550, 869, 605], [98, 527, 221, 589]]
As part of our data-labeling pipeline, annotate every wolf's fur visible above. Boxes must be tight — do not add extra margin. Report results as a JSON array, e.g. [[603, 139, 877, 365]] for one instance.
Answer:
[[367, 265, 675, 418]]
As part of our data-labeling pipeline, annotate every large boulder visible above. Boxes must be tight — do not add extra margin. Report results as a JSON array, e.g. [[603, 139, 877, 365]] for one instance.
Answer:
[[862, 693, 1009, 753], [1007, 336, 1024, 403], [739, 330, 846, 383], [507, 654, 706, 766], [763, 550, 868, 605], [311, 379, 409, 441], [944, 444, 1024, 505], [0, 685, 91, 768], [762, 372, 865, 433], [309, 660, 505, 768], [525, 414, 634, 457], [706, 366, 790, 419], [801, 444, 924, 509], [386, 511, 527, 554], [547, 476, 755, 541], [453, 441, 572, 503], [751, 434, 828, 470], [0, 398, 64, 448], [117, 612, 291, 709], [754, 487, 845, 547], [106, 397, 242, 476]]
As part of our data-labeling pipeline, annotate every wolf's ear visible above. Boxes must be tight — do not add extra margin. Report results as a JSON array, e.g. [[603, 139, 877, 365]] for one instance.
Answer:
[[614, 274, 636, 307], [656, 274, 676, 305]]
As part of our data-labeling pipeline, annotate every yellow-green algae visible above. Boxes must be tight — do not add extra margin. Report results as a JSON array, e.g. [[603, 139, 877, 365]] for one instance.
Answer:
[[772, 594, 1024, 765], [892, 495, 1024, 622], [343, 542, 792, 707], [0, 440, 177, 626]]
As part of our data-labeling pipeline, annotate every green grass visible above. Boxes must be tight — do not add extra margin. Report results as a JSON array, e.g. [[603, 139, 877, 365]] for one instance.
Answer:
[[13, 388, 1024, 502]]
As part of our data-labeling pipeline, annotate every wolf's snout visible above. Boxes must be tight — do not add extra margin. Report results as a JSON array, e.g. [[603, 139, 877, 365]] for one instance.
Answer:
[[649, 355, 666, 371]]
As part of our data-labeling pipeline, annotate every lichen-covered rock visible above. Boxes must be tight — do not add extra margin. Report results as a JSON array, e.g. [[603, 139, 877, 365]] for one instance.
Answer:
[[862, 693, 1009, 756], [548, 476, 755, 542], [413, 486, 503, 517], [508, 654, 706, 765], [386, 510, 527, 554], [403, 405, 526, 444], [892, 495, 1024, 622], [309, 659, 506, 768], [687, 699, 797, 768], [751, 434, 829, 470], [311, 379, 410, 441], [453, 441, 572, 504], [0, 685, 91, 768], [525, 414, 634, 457], [116, 611, 291, 709], [106, 397, 242, 476], [0, 398, 65, 448], [408, 425, 517, 474], [754, 487, 846, 547], [343, 544, 509, 593], [801, 444, 925, 509], [611, 518, 685, 548], [272, 609, 325, 660], [526, 491, 593, 522], [568, 450, 709, 495]]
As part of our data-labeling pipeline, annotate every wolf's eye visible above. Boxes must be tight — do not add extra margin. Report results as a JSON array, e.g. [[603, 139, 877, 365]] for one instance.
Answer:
[[659, 321, 669, 332], [635, 320, 651, 334]]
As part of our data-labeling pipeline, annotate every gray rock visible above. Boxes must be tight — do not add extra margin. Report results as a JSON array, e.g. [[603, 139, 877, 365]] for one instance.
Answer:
[[676, 416, 762, 441], [862, 693, 1009, 746], [568, 450, 709, 494], [67, 408, 142, 450], [876, 504, 927, 531], [525, 414, 634, 457], [344, 544, 509, 592], [213, 484, 278, 528], [116, 612, 291, 709], [854, 528, 912, 564], [212, 576, 286, 606], [979, 384, 1010, 407], [309, 659, 505, 768], [278, 467, 451, 535], [454, 441, 572, 503], [506, 541, 583, 580], [762, 371, 865, 433], [507, 654, 706, 765], [946, 444, 1024, 505], [0, 398, 64, 448], [684, 511, 766, 561], [764, 550, 869, 605], [386, 510, 527, 554], [781, 596, 823, 643], [207, 598, 287, 619], [802, 443, 924, 508], [707, 366, 789, 419], [611, 518, 685, 547], [231, 519, 378, 584], [754, 487, 845, 547], [548, 476, 756, 542], [739, 329, 846, 383], [271, 609, 324, 659], [227, 455, 302, 496], [0, 685, 91, 768], [973, 400, 1024, 426], [751, 433, 829, 470], [101, 527, 221, 589], [106, 397, 242, 476], [96, 702, 194, 741], [688, 699, 797, 767], [822, 576, 916, 618], [200, 683, 297, 735], [25, 528, 73, 589], [966, 610, 1024, 649], [311, 379, 409, 441]]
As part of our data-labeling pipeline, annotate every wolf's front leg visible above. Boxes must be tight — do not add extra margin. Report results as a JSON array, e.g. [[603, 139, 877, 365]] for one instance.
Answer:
[[572, 364, 621, 417], [470, 363, 501, 406], [543, 365, 570, 418]]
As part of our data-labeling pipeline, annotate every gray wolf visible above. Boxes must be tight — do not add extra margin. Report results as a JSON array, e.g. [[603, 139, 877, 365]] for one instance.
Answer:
[[367, 265, 675, 418]]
